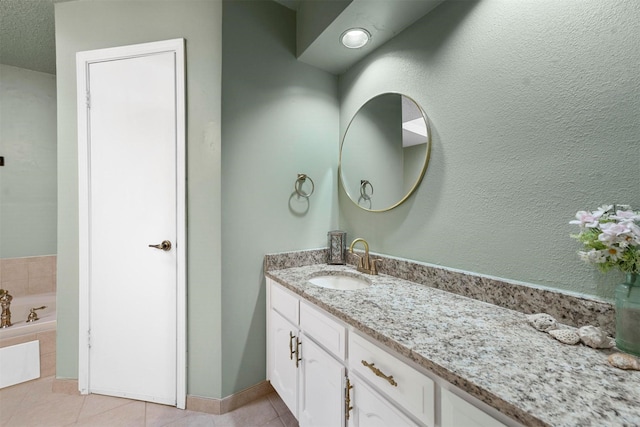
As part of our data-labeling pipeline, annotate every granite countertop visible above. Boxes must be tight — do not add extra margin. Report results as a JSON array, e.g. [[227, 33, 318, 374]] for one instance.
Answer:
[[265, 263, 640, 427]]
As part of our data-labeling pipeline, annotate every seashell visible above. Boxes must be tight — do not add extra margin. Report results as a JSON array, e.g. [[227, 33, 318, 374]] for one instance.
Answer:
[[526, 313, 558, 332], [608, 353, 640, 371], [548, 329, 581, 345], [578, 325, 615, 349]]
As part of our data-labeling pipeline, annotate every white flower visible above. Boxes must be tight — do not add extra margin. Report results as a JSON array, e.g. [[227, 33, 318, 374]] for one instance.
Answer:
[[594, 205, 613, 217], [605, 246, 622, 262], [629, 222, 640, 244], [569, 211, 600, 228], [598, 224, 621, 245], [571, 204, 639, 274], [579, 249, 607, 263], [611, 209, 640, 222]]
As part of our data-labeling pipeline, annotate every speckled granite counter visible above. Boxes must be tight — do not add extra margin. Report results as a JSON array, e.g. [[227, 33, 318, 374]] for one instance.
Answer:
[[265, 260, 640, 427]]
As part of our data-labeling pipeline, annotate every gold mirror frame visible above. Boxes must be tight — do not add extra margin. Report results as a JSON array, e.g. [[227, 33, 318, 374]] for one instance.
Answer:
[[339, 93, 432, 212]]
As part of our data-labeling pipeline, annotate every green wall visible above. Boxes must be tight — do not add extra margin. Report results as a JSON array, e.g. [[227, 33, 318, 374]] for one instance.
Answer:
[[52, 0, 638, 401], [54, 0, 338, 399], [54, 1, 223, 398], [0, 64, 57, 258], [221, 1, 338, 396], [338, 0, 640, 299]]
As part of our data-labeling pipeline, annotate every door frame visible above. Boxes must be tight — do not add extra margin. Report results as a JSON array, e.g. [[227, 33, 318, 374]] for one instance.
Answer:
[[76, 39, 186, 408]]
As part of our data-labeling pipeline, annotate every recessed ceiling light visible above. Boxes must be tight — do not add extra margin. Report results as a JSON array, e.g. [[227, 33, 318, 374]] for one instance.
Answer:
[[340, 28, 371, 49]]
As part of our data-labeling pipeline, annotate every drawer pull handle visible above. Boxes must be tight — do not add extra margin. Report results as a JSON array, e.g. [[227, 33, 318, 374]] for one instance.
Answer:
[[345, 377, 354, 420], [289, 331, 296, 360], [361, 360, 398, 387], [295, 338, 302, 368]]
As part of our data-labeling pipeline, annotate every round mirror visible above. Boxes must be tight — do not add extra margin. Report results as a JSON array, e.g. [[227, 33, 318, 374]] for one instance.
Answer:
[[339, 93, 431, 212]]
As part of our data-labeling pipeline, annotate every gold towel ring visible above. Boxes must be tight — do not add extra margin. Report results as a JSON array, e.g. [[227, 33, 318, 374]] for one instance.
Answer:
[[295, 174, 315, 198]]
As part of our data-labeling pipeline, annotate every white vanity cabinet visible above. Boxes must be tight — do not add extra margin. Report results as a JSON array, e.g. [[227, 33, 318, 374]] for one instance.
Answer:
[[267, 279, 346, 426], [267, 277, 515, 427]]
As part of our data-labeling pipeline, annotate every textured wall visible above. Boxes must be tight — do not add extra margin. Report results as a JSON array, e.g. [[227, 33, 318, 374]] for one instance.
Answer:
[[221, 1, 338, 396], [54, 1, 223, 398], [339, 0, 640, 299], [0, 64, 57, 258]]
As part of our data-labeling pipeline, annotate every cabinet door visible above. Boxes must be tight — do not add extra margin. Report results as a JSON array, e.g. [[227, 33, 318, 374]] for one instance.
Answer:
[[298, 336, 346, 427], [269, 309, 299, 417], [349, 375, 418, 427], [441, 388, 507, 427]]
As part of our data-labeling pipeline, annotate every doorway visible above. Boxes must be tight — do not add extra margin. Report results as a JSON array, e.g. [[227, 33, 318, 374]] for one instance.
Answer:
[[77, 39, 186, 408]]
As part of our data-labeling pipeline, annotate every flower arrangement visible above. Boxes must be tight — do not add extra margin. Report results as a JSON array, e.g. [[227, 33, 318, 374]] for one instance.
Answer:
[[570, 205, 640, 274]]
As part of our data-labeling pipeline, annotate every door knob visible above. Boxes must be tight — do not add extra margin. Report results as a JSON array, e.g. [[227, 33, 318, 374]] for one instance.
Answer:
[[149, 240, 172, 251]]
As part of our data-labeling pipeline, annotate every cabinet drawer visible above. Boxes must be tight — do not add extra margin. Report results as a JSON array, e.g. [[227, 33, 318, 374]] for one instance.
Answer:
[[349, 333, 435, 427], [441, 388, 507, 427], [270, 280, 299, 325], [300, 301, 346, 361]]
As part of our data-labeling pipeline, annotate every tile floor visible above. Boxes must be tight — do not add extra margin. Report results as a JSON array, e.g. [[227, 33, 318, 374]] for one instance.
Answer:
[[1, 377, 298, 427]]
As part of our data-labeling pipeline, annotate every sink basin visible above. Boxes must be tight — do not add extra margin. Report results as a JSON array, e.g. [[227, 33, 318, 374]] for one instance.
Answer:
[[308, 274, 371, 291]]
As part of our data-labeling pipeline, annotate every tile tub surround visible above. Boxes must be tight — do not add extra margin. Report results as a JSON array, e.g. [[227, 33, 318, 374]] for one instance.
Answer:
[[265, 249, 615, 336], [0, 255, 57, 297], [265, 261, 640, 427]]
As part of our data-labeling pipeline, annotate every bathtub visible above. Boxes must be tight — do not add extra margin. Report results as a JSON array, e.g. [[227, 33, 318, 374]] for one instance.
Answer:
[[0, 292, 56, 339], [0, 292, 57, 387]]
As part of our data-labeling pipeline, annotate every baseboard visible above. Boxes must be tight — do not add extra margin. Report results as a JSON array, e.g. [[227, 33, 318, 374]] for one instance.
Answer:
[[52, 378, 274, 414], [186, 380, 274, 415]]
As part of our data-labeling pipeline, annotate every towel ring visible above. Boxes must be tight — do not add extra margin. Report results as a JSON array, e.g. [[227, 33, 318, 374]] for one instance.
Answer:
[[295, 174, 315, 198], [360, 180, 373, 200]]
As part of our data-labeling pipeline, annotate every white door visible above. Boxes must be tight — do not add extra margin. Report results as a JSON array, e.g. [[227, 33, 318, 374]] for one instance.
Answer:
[[77, 40, 186, 407]]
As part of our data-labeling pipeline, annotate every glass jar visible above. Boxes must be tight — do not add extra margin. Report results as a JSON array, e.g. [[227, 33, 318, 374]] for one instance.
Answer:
[[615, 273, 640, 356]]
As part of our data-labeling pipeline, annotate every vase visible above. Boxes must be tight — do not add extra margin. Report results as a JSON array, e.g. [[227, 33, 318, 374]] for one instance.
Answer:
[[615, 272, 640, 356]]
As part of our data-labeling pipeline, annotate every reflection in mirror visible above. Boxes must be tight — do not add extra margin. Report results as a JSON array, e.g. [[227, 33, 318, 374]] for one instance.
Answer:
[[339, 93, 431, 212]]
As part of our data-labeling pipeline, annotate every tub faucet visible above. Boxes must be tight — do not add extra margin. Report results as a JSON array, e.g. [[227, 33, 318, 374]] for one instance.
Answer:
[[0, 289, 13, 328], [349, 238, 378, 275], [27, 306, 47, 323]]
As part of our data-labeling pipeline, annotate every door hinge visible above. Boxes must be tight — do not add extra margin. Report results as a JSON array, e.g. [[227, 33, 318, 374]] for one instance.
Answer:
[[86, 91, 91, 109], [87, 329, 91, 349]]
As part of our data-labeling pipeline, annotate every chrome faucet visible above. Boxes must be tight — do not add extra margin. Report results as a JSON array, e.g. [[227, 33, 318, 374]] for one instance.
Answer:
[[0, 289, 13, 328], [349, 238, 378, 275]]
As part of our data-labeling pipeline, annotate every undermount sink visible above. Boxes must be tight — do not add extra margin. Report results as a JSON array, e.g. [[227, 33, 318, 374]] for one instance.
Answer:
[[308, 274, 371, 291]]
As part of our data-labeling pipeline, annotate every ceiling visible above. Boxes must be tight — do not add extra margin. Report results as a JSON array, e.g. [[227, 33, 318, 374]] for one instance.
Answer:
[[293, 0, 445, 75], [0, 0, 445, 77], [0, 0, 56, 74]]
